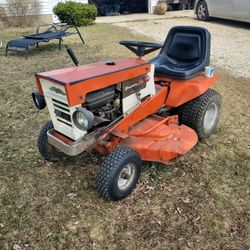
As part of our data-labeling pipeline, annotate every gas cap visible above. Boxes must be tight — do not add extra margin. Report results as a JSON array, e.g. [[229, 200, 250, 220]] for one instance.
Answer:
[[106, 60, 116, 66]]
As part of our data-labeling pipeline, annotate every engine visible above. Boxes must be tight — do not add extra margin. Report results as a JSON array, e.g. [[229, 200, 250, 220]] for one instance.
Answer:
[[85, 85, 122, 124], [83, 73, 156, 129], [34, 58, 156, 141]]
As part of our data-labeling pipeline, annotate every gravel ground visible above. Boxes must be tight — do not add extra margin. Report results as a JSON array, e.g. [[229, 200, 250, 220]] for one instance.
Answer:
[[115, 17, 250, 79], [96, 10, 193, 23]]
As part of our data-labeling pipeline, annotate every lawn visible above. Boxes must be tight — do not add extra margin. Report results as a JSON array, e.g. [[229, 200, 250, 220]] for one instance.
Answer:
[[0, 23, 249, 249]]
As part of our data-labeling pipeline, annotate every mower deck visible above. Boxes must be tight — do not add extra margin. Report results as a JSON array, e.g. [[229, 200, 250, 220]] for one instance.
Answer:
[[47, 114, 198, 163], [117, 115, 198, 164]]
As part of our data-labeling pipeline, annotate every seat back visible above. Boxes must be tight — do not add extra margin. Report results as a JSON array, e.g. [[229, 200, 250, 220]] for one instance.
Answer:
[[160, 26, 211, 65]]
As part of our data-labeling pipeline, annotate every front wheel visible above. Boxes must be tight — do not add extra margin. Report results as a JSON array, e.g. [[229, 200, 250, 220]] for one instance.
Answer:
[[197, 1, 210, 21], [178, 89, 222, 139], [96, 146, 142, 201], [38, 121, 65, 161]]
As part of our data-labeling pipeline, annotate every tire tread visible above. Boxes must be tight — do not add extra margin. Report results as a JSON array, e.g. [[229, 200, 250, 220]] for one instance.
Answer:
[[37, 121, 64, 161], [178, 89, 221, 139], [96, 146, 141, 201]]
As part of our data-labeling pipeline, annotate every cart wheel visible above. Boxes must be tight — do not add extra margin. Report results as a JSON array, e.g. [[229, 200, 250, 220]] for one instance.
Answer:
[[178, 89, 222, 139], [96, 146, 142, 201], [38, 121, 65, 161]]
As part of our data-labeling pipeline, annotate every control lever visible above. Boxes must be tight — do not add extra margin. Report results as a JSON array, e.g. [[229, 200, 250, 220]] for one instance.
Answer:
[[66, 46, 80, 66]]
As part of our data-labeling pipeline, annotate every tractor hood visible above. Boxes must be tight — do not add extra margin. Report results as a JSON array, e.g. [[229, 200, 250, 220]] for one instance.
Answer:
[[35, 58, 151, 106], [36, 58, 150, 85]]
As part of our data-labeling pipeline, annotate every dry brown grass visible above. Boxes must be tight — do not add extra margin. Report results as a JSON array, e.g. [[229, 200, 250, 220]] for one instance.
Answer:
[[0, 23, 249, 250]]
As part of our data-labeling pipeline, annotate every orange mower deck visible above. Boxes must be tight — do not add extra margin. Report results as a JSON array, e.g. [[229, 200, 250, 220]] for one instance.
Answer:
[[118, 115, 198, 164]]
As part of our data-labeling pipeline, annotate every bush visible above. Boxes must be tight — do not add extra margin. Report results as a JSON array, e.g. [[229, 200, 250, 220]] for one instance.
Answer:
[[53, 2, 97, 27]]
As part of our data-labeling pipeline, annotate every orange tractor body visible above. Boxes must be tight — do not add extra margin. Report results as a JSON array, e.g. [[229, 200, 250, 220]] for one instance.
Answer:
[[35, 57, 218, 164], [33, 26, 222, 200]]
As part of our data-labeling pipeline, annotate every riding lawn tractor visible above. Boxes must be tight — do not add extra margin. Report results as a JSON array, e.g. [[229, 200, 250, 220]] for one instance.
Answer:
[[32, 26, 222, 201]]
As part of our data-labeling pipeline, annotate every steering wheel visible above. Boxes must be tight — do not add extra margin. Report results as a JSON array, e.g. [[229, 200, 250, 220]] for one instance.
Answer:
[[119, 41, 162, 57]]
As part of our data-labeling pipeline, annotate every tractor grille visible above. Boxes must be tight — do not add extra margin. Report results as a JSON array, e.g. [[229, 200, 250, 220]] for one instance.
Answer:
[[39, 78, 88, 140], [52, 98, 72, 127]]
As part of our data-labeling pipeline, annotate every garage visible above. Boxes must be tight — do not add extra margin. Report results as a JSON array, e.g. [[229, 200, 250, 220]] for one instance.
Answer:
[[91, 0, 148, 16], [91, 0, 195, 16]]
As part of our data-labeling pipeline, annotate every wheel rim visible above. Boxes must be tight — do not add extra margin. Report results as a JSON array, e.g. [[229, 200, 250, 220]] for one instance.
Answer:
[[118, 163, 136, 191], [203, 103, 218, 131], [198, 3, 206, 19]]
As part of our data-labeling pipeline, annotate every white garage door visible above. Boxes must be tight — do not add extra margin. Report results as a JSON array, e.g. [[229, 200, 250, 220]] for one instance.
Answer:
[[148, 0, 158, 14]]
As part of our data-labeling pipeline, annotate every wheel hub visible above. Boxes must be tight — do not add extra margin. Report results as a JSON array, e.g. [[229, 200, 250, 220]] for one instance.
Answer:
[[118, 163, 136, 191], [198, 4, 206, 19], [203, 103, 218, 130]]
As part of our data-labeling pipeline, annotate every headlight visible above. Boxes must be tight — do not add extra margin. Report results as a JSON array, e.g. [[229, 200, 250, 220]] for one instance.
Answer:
[[73, 108, 94, 130], [32, 92, 46, 110]]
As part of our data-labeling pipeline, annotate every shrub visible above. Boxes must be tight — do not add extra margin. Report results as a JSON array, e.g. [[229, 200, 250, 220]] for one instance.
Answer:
[[53, 2, 97, 27]]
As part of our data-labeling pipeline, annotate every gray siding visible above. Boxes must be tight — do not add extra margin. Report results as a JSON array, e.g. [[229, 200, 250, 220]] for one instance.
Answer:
[[0, 0, 89, 16]]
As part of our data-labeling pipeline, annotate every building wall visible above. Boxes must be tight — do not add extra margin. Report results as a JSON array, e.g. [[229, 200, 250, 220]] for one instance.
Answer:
[[39, 0, 88, 15], [0, 0, 88, 15]]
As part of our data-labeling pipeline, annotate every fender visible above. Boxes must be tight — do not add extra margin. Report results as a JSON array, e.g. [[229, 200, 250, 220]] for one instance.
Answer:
[[155, 73, 219, 107]]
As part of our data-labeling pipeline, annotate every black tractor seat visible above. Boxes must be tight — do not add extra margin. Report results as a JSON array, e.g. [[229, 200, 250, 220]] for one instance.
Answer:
[[150, 26, 211, 80]]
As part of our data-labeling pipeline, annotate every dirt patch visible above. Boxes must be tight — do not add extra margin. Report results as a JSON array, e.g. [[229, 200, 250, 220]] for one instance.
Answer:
[[115, 17, 250, 79]]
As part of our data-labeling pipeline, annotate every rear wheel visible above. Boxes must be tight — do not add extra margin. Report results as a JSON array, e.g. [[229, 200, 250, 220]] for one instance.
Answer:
[[38, 121, 65, 161], [197, 0, 210, 21], [96, 146, 142, 201], [178, 89, 222, 139]]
